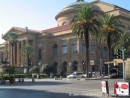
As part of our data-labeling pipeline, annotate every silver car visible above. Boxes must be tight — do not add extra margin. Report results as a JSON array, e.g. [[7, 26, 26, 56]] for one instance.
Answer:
[[67, 72, 85, 79]]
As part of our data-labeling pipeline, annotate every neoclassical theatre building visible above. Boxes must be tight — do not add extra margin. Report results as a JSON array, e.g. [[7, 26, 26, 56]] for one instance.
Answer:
[[0, 0, 130, 73]]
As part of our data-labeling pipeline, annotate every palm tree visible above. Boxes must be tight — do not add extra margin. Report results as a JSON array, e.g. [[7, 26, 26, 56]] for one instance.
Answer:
[[21, 44, 33, 73], [7, 32, 18, 66], [112, 31, 130, 52], [99, 13, 124, 75], [70, 5, 101, 78]]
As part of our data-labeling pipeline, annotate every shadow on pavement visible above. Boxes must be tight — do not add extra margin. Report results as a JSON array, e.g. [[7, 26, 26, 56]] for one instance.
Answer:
[[0, 81, 73, 87], [0, 88, 100, 98]]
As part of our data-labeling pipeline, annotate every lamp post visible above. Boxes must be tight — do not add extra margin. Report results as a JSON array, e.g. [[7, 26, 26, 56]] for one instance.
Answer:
[[82, 60, 86, 73]]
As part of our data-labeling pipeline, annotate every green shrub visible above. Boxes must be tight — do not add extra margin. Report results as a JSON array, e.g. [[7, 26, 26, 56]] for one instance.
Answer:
[[0, 76, 2, 80], [40, 64, 56, 76], [57, 67, 66, 76], [2, 74, 10, 80], [5, 66, 16, 75], [29, 66, 40, 73]]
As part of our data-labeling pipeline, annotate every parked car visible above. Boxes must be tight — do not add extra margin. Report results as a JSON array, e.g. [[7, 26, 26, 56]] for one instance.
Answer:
[[67, 72, 85, 79], [109, 69, 123, 79]]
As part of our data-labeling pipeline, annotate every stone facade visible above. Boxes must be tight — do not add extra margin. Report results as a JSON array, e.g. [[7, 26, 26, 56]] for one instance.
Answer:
[[0, 0, 130, 74]]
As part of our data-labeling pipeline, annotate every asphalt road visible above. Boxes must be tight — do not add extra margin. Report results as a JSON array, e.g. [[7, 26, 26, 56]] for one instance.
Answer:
[[0, 78, 127, 98]]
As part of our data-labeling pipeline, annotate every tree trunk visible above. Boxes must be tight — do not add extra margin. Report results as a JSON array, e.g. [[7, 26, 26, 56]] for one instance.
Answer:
[[84, 29, 89, 78], [27, 55, 30, 73], [107, 34, 111, 76]]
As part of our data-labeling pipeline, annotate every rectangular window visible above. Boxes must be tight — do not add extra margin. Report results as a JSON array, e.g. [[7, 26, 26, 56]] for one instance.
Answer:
[[39, 49, 42, 60]]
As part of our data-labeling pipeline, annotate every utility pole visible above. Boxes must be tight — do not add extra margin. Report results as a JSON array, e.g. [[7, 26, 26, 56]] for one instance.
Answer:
[[116, 47, 127, 81]]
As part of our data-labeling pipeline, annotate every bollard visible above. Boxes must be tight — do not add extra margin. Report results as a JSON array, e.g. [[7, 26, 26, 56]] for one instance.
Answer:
[[60, 76, 62, 80], [1, 79, 6, 84], [18, 78, 21, 82], [22, 78, 24, 82], [32, 77, 35, 82], [32, 74, 35, 82], [54, 76, 57, 80]]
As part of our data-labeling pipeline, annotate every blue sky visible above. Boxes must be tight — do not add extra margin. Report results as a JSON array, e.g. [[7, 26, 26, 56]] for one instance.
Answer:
[[0, 0, 130, 43]]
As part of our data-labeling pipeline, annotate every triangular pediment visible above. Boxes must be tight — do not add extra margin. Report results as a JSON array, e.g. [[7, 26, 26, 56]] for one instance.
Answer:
[[2, 27, 40, 40], [2, 27, 26, 40]]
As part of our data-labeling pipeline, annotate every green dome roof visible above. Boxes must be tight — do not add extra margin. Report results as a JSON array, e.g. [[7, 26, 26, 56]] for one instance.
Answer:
[[55, 0, 101, 22], [55, 0, 89, 20], [62, 0, 88, 12]]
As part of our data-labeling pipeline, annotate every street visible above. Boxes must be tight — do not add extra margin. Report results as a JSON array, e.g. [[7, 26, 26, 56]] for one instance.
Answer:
[[0, 78, 127, 98]]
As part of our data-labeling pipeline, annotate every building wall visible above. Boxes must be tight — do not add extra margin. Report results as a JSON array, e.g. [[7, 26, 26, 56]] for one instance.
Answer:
[[0, 1, 130, 73]]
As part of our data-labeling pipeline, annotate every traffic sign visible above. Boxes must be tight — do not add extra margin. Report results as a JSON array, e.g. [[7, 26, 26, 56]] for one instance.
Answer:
[[114, 81, 130, 96], [101, 80, 109, 96]]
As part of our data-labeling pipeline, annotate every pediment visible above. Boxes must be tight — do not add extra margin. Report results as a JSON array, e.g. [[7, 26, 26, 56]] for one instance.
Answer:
[[2, 27, 40, 40], [2, 27, 26, 40]]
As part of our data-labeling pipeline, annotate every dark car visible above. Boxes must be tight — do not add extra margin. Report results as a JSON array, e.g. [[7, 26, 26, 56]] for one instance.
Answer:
[[109, 69, 123, 79]]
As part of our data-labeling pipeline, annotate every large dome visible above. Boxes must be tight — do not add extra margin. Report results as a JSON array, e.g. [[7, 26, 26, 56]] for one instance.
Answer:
[[61, 0, 88, 12], [55, 0, 88, 26], [55, 0, 100, 26]]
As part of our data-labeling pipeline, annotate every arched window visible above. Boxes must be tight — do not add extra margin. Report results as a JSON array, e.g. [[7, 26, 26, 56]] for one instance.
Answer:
[[62, 22, 67, 25], [62, 42, 67, 54], [81, 41, 86, 53], [53, 44, 58, 56], [90, 42, 95, 53], [72, 60, 78, 71], [72, 40, 77, 53], [53, 62, 58, 74], [103, 47, 107, 57], [62, 61, 67, 72]]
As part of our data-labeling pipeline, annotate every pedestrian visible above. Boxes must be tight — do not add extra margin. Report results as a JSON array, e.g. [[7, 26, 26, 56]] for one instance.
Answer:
[[90, 71, 92, 78], [89, 72, 91, 78]]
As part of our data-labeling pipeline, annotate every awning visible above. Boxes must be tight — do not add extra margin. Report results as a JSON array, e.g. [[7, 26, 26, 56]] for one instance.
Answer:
[[105, 58, 130, 65]]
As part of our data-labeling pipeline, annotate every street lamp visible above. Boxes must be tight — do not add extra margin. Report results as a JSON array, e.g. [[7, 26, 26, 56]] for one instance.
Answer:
[[82, 60, 86, 73], [38, 62, 41, 66], [69, 63, 71, 66]]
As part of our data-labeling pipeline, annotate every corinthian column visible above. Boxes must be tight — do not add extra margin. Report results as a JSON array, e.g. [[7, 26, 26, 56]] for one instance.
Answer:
[[17, 41, 20, 66], [9, 44, 12, 66], [4, 44, 7, 60], [21, 40, 24, 67]]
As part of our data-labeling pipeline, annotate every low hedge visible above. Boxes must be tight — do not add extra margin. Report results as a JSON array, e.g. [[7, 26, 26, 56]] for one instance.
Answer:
[[0, 73, 48, 79], [14, 74, 48, 78], [1, 74, 10, 80]]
